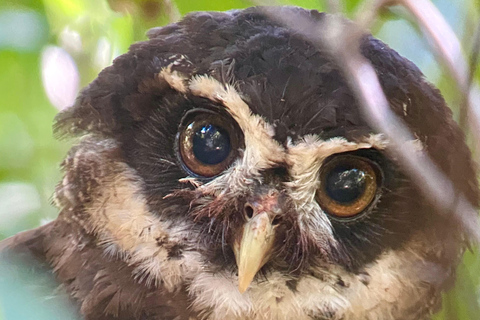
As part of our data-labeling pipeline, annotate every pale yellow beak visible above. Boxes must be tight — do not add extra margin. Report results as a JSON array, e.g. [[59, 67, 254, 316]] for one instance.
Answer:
[[233, 211, 276, 294]]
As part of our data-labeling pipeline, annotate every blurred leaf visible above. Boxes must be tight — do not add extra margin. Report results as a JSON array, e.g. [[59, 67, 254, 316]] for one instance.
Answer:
[[42, 0, 87, 30], [0, 10, 49, 52], [0, 50, 66, 238], [0, 113, 34, 169], [343, 0, 363, 14], [0, 258, 80, 320], [433, 249, 480, 320], [280, 0, 323, 9], [0, 183, 41, 235], [1, 0, 43, 11], [174, 0, 251, 14]]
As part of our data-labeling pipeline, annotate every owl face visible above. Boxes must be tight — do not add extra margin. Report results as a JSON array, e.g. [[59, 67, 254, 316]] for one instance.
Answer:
[[52, 6, 478, 320]]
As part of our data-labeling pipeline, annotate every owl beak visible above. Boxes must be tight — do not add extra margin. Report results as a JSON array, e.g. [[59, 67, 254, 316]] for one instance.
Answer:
[[233, 211, 276, 294]]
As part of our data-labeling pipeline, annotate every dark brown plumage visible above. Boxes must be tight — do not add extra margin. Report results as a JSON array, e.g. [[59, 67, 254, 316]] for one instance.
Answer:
[[1, 6, 478, 320]]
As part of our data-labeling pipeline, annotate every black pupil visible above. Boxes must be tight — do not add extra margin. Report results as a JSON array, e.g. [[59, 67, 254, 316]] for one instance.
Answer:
[[325, 166, 366, 204], [192, 123, 231, 165]]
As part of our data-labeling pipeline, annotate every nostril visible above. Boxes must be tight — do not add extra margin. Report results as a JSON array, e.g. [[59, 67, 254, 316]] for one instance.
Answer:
[[272, 215, 281, 226], [244, 204, 254, 219]]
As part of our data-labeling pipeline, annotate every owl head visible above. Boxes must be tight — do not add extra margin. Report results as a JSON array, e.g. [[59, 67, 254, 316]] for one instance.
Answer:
[[52, 6, 478, 320]]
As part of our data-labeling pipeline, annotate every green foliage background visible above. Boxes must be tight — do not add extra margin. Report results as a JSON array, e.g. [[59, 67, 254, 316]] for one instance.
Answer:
[[0, 0, 479, 319]]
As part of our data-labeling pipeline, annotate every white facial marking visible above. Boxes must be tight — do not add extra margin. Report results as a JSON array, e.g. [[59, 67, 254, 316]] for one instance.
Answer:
[[159, 64, 188, 93], [187, 75, 285, 196], [189, 75, 285, 168], [82, 157, 202, 291]]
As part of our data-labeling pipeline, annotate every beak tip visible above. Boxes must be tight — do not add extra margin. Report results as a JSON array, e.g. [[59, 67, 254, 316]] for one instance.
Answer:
[[238, 274, 252, 294], [238, 279, 251, 294]]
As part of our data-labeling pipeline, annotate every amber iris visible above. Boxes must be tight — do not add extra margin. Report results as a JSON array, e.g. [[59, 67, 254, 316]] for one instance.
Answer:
[[317, 155, 378, 217], [178, 111, 240, 177]]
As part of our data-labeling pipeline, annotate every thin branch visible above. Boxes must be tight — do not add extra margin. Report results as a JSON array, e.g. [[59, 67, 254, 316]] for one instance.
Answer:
[[460, 20, 480, 130]]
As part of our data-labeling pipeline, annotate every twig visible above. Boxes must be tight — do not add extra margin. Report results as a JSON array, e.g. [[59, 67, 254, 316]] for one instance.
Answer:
[[460, 20, 480, 130]]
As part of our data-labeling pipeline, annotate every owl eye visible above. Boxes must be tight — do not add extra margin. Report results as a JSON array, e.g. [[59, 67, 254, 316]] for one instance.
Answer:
[[316, 155, 380, 218], [178, 110, 241, 177]]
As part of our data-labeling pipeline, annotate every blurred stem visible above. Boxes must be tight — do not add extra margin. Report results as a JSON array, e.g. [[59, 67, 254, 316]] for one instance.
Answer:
[[459, 20, 480, 130]]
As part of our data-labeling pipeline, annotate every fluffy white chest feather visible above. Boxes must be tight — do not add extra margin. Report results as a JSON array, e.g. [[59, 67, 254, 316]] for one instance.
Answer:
[[186, 247, 426, 320]]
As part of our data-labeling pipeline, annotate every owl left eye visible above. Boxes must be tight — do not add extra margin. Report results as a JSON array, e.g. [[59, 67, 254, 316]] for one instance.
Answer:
[[316, 154, 380, 218], [178, 110, 241, 177]]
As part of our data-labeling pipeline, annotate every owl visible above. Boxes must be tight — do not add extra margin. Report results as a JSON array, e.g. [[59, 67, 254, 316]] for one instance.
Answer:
[[0, 6, 478, 320]]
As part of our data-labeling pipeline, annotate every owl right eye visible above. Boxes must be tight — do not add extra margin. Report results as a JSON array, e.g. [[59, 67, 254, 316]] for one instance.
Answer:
[[178, 110, 242, 177], [316, 154, 381, 218]]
